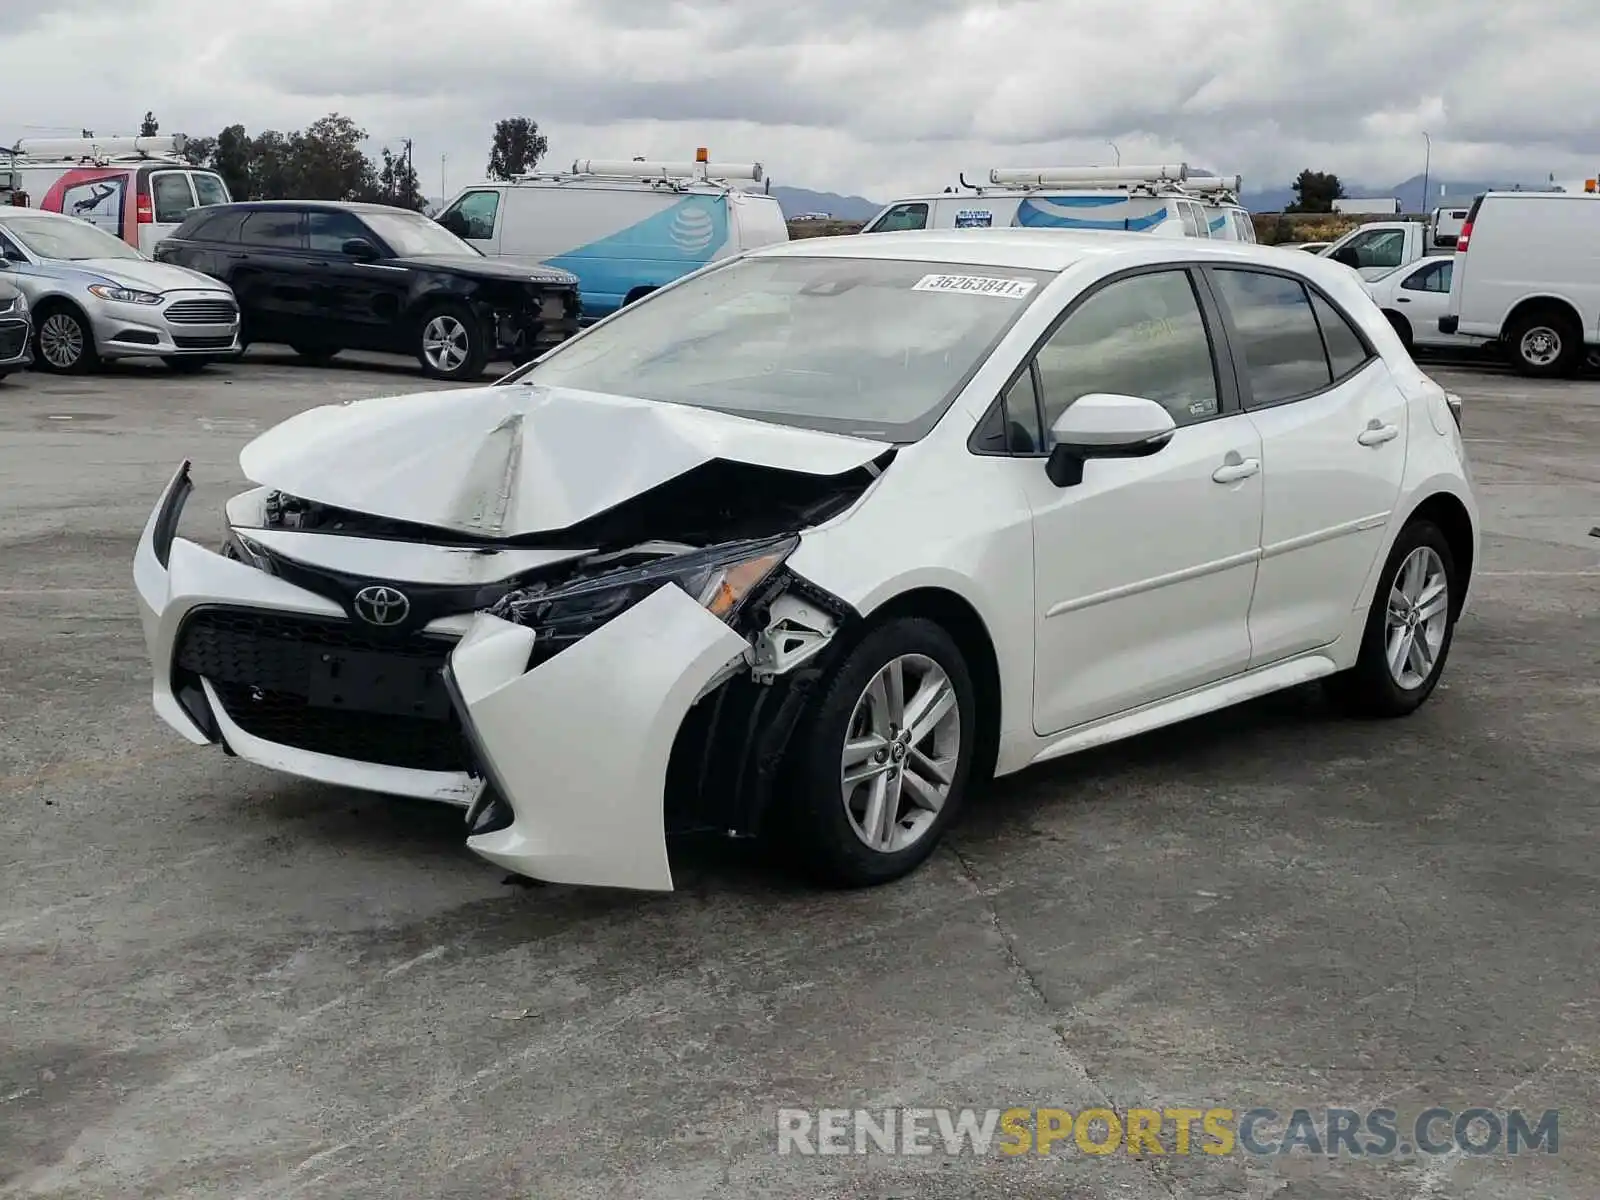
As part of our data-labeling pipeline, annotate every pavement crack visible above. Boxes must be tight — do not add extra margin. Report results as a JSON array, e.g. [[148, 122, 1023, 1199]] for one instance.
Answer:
[[946, 842, 1055, 1011], [1376, 881, 1421, 1020]]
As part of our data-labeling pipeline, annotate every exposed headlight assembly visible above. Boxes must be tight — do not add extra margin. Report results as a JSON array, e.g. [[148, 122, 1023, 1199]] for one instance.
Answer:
[[491, 535, 797, 636], [87, 284, 163, 305]]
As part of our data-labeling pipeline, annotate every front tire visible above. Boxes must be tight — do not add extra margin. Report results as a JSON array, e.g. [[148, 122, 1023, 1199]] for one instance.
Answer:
[[1506, 308, 1579, 378], [1328, 519, 1459, 718], [32, 304, 99, 374], [416, 302, 488, 381], [783, 617, 977, 887]]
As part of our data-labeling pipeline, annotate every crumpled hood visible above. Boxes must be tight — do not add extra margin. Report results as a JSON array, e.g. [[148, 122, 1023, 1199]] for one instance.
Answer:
[[238, 383, 893, 538]]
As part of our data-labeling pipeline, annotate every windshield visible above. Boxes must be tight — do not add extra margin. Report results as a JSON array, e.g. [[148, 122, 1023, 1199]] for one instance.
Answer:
[[508, 255, 1052, 441], [3, 213, 142, 261], [364, 211, 481, 259]]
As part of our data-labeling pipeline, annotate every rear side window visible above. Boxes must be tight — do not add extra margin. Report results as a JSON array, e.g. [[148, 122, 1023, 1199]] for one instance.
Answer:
[[1307, 291, 1373, 379], [175, 209, 247, 242], [240, 210, 304, 249], [150, 171, 197, 224], [1210, 268, 1331, 404], [192, 172, 231, 207]]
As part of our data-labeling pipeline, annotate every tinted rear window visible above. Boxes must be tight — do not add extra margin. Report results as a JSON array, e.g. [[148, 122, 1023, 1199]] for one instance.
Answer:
[[176, 209, 247, 243]]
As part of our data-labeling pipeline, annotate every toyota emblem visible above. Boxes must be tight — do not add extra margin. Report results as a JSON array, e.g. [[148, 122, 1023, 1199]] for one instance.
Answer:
[[352, 585, 410, 627]]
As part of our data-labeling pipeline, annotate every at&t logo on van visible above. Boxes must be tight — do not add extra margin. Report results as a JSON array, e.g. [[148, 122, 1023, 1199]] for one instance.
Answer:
[[669, 200, 718, 254]]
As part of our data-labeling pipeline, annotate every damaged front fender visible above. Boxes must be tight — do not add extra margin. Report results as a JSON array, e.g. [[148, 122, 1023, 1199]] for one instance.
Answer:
[[447, 583, 750, 891]]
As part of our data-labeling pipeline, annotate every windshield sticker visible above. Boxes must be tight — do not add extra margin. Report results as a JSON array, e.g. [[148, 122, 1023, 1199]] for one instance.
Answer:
[[912, 273, 1036, 299], [954, 210, 994, 228]]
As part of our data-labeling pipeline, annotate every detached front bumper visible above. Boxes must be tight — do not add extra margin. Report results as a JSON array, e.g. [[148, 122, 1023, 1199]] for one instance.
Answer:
[[446, 587, 749, 891], [134, 462, 754, 891]]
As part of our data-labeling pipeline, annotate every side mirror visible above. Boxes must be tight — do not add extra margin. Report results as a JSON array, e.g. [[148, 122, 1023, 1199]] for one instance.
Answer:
[[437, 211, 469, 237], [1045, 393, 1177, 487], [341, 237, 378, 260], [1331, 246, 1360, 269], [1, 246, 24, 264]]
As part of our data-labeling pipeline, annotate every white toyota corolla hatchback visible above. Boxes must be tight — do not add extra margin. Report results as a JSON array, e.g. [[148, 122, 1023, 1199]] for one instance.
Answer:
[[134, 229, 1477, 892]]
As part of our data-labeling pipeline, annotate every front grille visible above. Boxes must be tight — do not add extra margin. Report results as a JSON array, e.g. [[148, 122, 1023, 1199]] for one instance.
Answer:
[[0, 322, 26, 359], [165, 298, 238, 324], [172, 335, 236, 350], [175, 607, 472, 773]]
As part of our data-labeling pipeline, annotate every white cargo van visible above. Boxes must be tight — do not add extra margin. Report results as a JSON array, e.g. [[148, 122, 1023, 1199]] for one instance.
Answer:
[[1441, 190, 1600, 376], [436, 156, 789, 321], [862, 165, 1248, 241], [0, 135, 232, 255]]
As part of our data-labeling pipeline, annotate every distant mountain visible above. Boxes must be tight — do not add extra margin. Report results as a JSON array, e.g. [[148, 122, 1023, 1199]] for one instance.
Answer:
[[770, 185, 882, 221], [1241, 173, 1556, 214]]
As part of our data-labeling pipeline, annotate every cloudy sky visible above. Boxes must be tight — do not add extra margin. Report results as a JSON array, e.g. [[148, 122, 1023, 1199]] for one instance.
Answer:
[[4, 0, 1598, 203]]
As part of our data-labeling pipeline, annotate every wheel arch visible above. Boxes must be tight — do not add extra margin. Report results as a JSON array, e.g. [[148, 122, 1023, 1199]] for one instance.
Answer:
[[622, 285, 657, 307], [28, 293, 98, 358], [1402, 490, 1476, 617], [1501, 293, 1584, 342], [852, 585, 1004, 789]]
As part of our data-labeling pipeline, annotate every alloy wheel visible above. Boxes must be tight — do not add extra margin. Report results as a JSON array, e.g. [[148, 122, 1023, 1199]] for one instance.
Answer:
[[39, 313, 85, 369], [1385, 546, 1450, 690], [422, 315, 469, 373], [840, 653, 962, 854]]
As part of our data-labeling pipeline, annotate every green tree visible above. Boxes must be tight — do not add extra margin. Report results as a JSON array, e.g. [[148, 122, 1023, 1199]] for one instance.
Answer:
[[370, 145, 426, 210], [139, 111, 159, 137], [179, 135, 216, 168], [1286, 169, 1345, 214], [210, 124, 252, 198], [289, 113, 377, 201], [486, 116, 548, 180]]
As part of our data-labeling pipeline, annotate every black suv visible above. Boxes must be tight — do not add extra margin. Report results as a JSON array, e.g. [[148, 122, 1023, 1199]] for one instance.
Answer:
[[154, 201, 581, 381]]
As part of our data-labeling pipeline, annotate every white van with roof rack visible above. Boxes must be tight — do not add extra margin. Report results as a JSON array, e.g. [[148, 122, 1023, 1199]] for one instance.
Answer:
[[862, 164, 1256, 242], [1, 135, 233, 255], [435, 150, 790, 321]]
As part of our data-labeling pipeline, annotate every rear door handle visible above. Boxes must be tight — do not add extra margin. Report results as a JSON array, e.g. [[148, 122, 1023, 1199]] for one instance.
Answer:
[[1212, 457, 1261, 484], [225, 251, 247, 260], [1358, 422, 1400, 446]]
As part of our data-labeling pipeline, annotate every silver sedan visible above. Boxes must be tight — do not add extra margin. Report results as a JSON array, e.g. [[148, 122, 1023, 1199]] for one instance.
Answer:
[[0, 207, 240, 373]]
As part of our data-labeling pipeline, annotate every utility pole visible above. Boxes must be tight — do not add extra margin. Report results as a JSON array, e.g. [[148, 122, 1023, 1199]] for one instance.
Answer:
[[1421, 131, 1431, 219]]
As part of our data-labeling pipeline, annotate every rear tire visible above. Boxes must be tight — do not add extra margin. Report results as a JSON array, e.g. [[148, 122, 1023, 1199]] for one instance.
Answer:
[[779, 617, 977, 888], [1384, 310, 1413, 351], [415, 302, 487, 381], [1505, 308, 1580, 378], [32, 303, 98, 374], [1327, 519, 1459, 719]]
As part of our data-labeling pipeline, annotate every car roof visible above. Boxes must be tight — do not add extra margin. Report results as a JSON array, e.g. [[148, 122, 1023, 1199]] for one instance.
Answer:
[[748, 227, 1342, 277], [190, 200, 404, 215], [0, 206, 78, 221]]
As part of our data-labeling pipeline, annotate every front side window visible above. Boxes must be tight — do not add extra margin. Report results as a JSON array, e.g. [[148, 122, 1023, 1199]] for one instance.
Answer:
[[1211, 268, 1332, 404], [1035, 269, 1220, 433], [240, 211, 304, 249], [150, 171, 197, 224], [1343, 228, 1406, 270], [307, 210, 372, 253], [866, 203, 929, 233], [514, 255, 1052, 441], [1176, 203, 1201, 238], [440, 190, 500, 240]]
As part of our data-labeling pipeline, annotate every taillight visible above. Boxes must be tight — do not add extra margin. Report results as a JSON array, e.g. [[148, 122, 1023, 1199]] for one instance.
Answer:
[[1455, 221, 1472, 252], [136, 194, 153, 223]]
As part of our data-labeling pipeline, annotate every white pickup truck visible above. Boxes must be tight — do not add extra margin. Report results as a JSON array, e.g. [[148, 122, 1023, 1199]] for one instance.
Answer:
[[1314, 218, 1458, 279]]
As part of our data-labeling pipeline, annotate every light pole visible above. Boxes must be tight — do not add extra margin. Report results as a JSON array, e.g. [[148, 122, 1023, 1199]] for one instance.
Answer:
[[1421, 131, 1431, 217], [1108, 141, 1121, 166], [440, 154, 447, 200]]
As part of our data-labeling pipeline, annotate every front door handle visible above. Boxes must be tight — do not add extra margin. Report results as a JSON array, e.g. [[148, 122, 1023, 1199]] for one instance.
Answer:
[[1397, 297, 1411, 303], [1212, 456, 1261, 484], [1358, 421, 1400, 447]]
